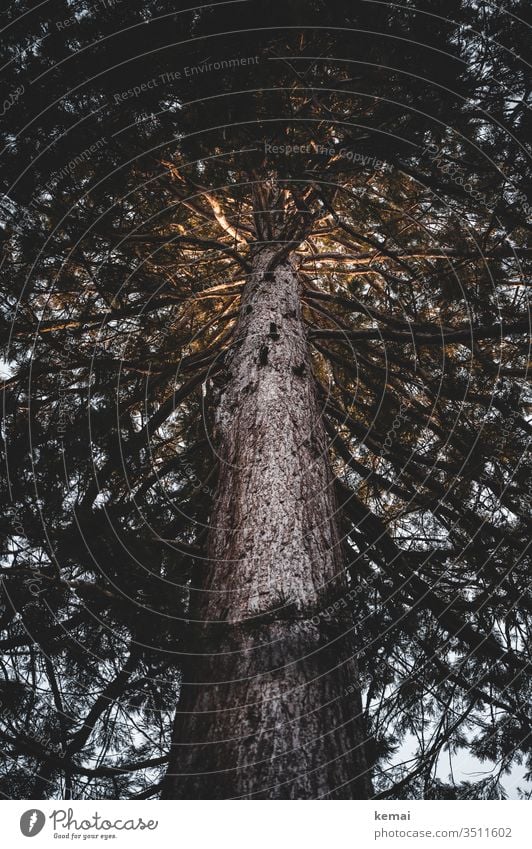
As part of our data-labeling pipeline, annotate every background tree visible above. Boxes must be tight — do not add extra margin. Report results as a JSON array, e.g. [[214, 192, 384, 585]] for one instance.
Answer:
[[0, 0, 530, 799]]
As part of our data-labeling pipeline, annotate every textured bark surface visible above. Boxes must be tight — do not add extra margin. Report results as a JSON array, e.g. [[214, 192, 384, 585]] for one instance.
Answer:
[[162, 246, 372, 799]]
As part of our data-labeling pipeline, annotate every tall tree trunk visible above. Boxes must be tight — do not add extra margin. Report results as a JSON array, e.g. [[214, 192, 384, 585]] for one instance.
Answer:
[[162, 243, 372, 799]]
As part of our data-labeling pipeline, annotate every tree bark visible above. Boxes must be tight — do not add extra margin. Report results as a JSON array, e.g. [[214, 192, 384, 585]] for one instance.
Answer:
[[162, 245, 372, 799]]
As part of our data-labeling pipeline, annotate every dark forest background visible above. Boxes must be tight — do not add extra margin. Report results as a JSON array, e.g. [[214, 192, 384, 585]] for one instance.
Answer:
[[0, 0, 531, 799]]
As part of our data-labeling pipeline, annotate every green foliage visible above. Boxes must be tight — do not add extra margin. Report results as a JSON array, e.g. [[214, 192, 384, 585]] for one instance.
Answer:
[[0, 0, 530, 799]]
